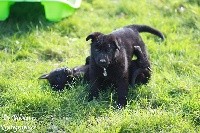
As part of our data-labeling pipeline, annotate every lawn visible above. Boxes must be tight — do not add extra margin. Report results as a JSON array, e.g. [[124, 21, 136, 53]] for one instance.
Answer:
[[0, 0, 199, 132]]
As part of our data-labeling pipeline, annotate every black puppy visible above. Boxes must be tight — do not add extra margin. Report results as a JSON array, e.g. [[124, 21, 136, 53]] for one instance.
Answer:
[[86, 24, 164, 107], [39, 67, 74, 91], [39, 65, 90, 91], [39, 57, 90, 91]]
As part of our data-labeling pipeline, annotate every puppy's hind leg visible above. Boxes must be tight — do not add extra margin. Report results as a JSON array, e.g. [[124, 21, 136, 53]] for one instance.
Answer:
[[130, 68, 145, 87], [130, 46, 152, 87], [134, 46, 151, 69]]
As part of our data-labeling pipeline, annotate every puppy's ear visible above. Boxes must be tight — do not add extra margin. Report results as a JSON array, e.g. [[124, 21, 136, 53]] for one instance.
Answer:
[[113, 38, 120, 50], [86, 32, 102, 42], [85, 56, 90, 65], [38, 74, 49, 79]]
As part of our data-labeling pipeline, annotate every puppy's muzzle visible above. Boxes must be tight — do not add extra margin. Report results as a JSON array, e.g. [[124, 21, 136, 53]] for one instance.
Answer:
[[98, 59, 108, 67], [100, 59, 106, 63]]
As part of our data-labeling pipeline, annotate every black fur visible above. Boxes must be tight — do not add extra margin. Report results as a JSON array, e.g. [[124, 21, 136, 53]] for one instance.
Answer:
[[39, 67, 74, 91], [39, 56, 90, 91], [130, 46, 151, 87], [86, 24, 164, 107]]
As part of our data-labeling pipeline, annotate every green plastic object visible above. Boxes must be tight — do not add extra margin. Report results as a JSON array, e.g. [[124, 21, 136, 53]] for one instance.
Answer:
[[0, 0, 82, 21]]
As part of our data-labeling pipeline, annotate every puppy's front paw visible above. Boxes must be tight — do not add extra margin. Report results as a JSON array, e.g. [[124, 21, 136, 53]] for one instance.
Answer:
[[117, 97, 127, 109]]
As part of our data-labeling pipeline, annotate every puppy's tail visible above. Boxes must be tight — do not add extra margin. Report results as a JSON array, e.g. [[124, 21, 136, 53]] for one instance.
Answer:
[[125, 24, 165, 40]]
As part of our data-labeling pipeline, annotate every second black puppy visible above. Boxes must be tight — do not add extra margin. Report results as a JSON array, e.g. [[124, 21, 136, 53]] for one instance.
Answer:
[[39, 57, 90, 91], [86, 24, 164, 107]]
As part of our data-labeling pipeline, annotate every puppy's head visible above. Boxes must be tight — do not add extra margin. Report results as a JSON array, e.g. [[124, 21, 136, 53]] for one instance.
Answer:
[[39, 67, 73, 91], [86, 32, 120, 68]]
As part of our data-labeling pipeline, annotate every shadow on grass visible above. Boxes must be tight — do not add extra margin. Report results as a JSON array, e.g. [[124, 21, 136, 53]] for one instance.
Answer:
[[0, 2, 54, 38]]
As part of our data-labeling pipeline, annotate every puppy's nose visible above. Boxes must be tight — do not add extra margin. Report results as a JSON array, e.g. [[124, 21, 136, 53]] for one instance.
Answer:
[[100, 59, 106, 63], [98, 59, 108, 67]]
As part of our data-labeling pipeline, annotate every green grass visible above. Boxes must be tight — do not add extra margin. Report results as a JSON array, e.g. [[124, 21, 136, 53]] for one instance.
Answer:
[[0, 0, 199, 132]]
